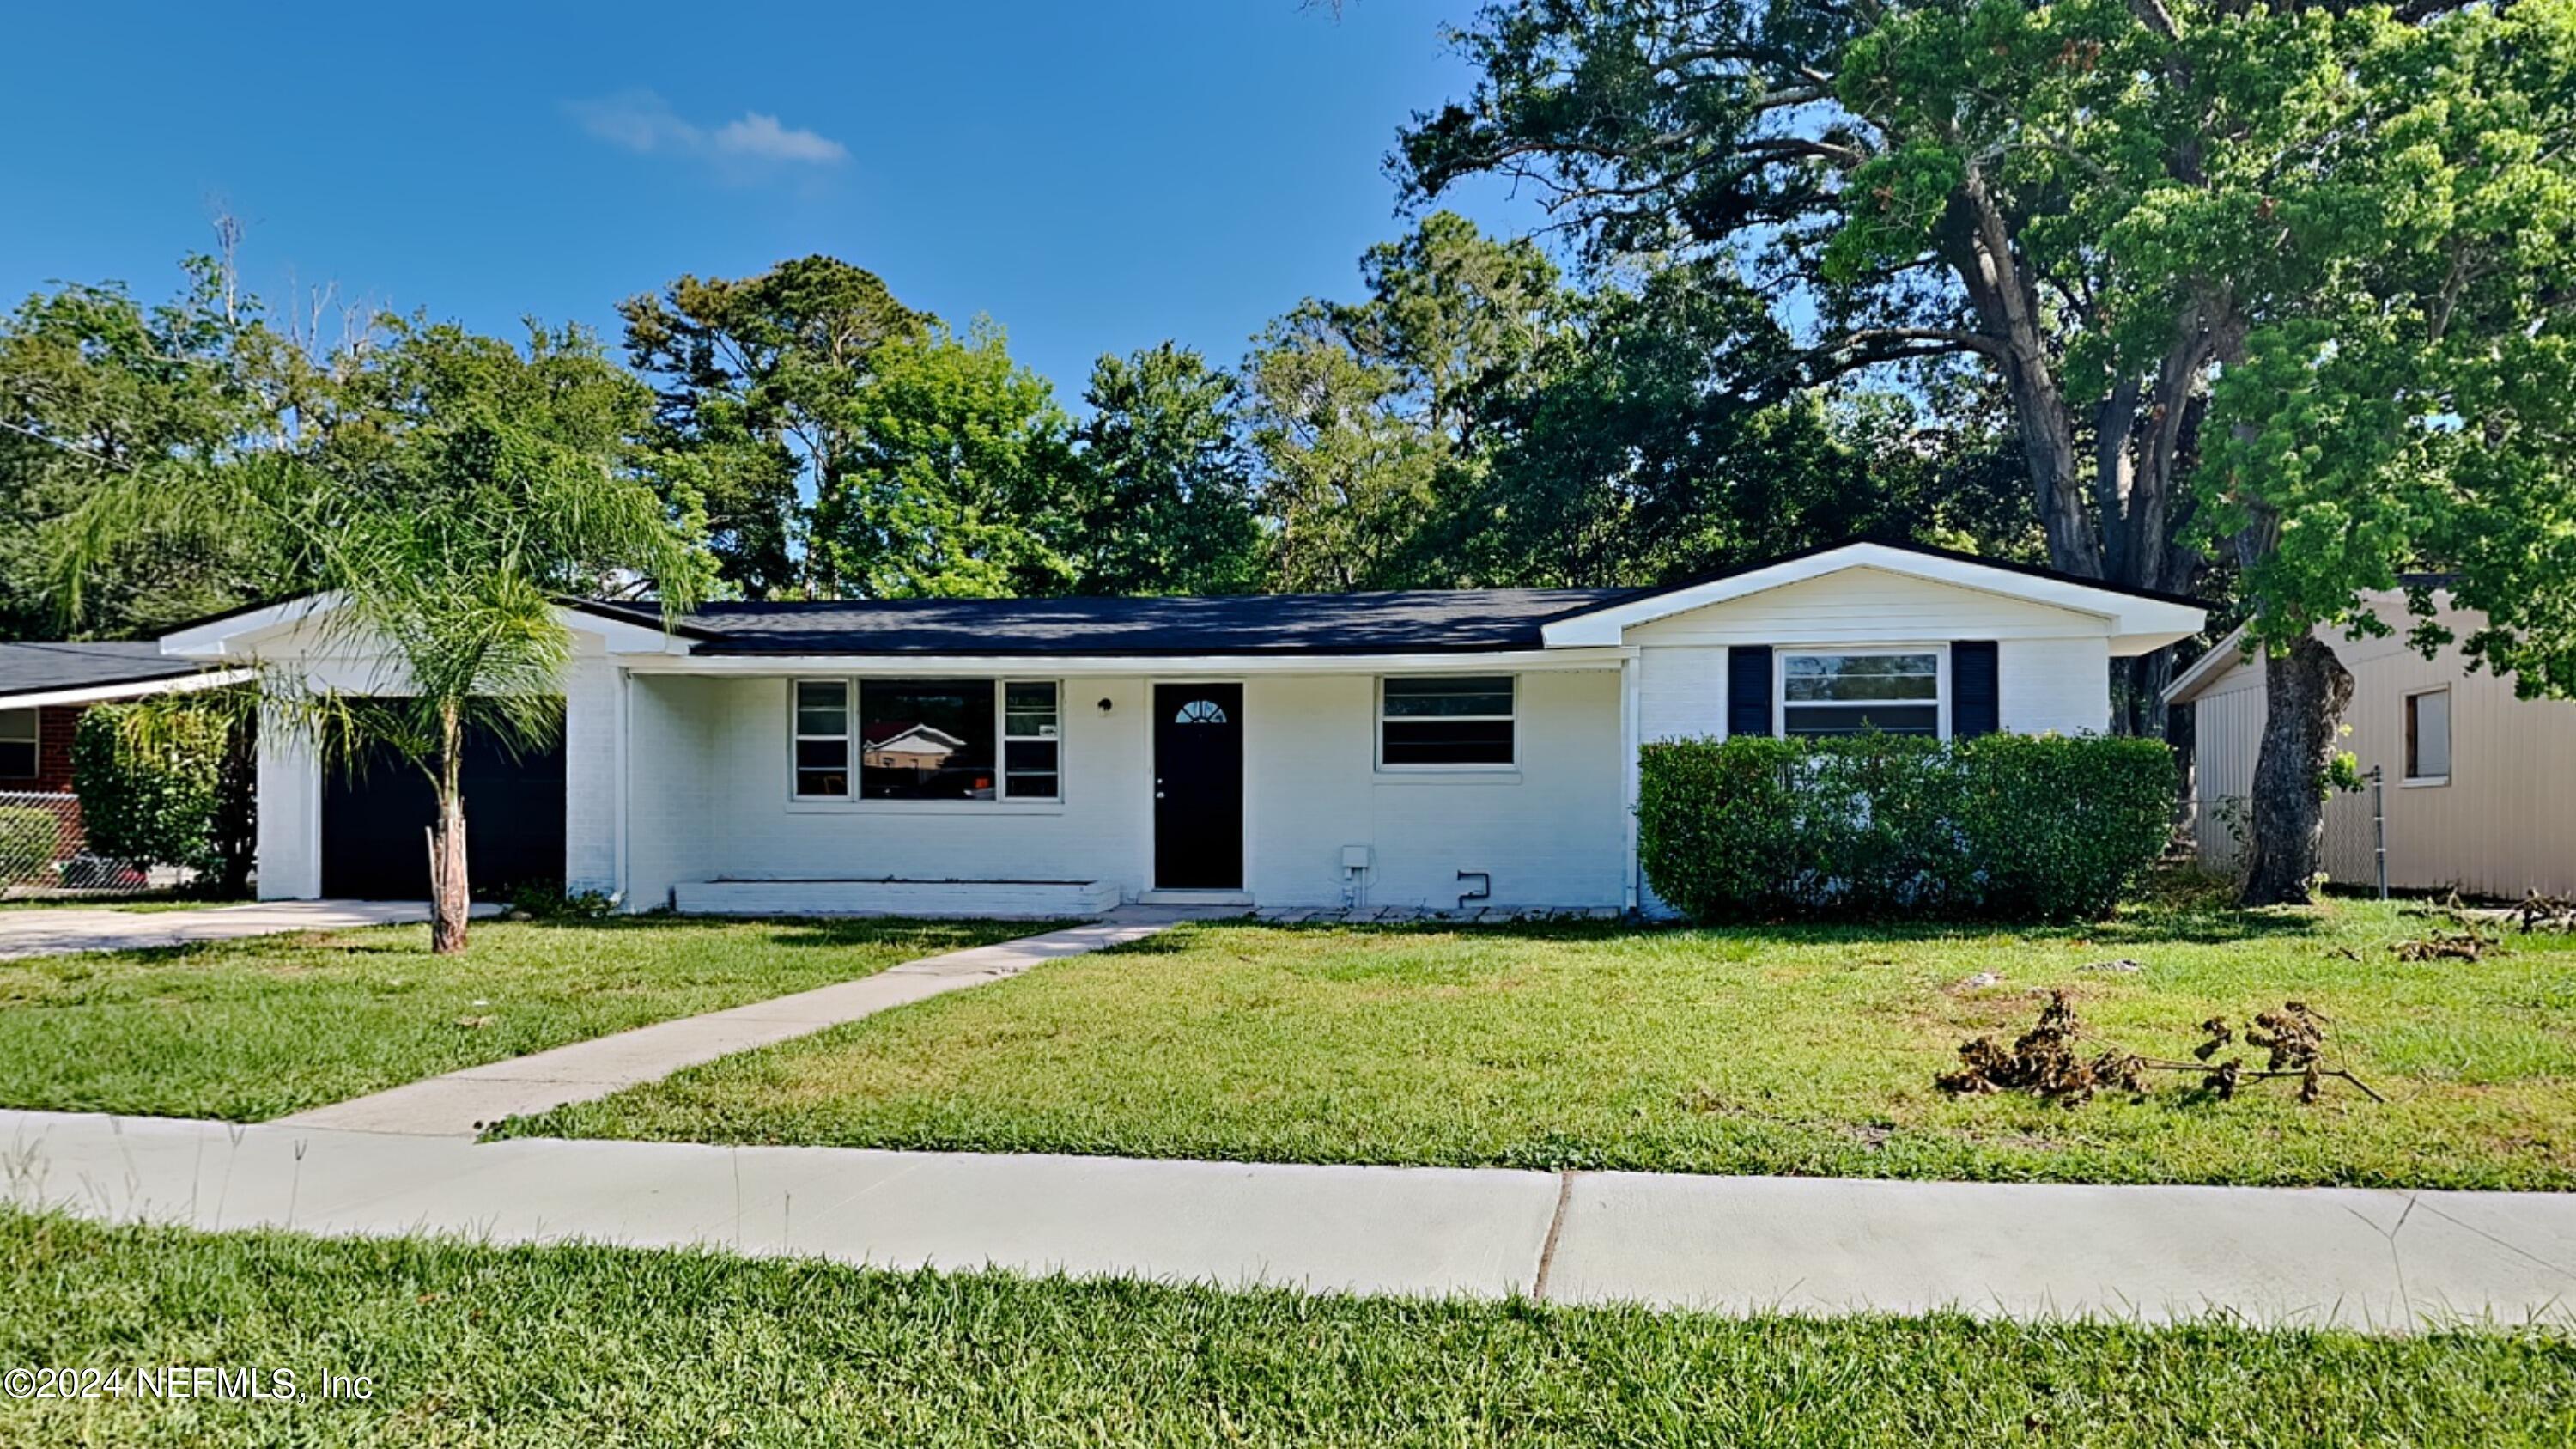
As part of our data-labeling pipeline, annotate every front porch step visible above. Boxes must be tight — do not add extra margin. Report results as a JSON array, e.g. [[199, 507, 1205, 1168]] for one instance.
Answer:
[[1136, 890, 1255, 908]]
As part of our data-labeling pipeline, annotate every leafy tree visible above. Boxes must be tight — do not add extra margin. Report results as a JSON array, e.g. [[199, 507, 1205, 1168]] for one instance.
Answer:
[[1387, 0, 2226, 726], [818, 320, 1084, 599], [621, 255, 926, 598], [60, 320, 707, 953], [1242, 305, 1442, 592], [1401, 0, 2576, 903], [1067, 344, 1261, 595], [1243, 213, 1564, 591], [1430, 257, 2034, 586], [0, 261, 300, 637], [2190, 0, 2576, 902]]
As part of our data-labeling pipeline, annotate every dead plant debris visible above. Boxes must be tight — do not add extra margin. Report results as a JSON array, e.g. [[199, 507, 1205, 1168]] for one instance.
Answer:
[[1938, 991, 2382, 1107], [2515, 892, 2576, 934]]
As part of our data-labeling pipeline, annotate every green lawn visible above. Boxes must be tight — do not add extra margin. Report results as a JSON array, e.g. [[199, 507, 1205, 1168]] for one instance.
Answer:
[[508, 895, 2576, 1190], [2, 1212, 2565, 1447], [0, 916, 1042, 1121]]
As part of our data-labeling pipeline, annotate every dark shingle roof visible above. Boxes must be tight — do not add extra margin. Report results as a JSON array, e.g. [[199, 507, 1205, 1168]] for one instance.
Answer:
[[563, 538, 2209, 659], [0, 641, 215, 697], [666, 589, 1635, 657]]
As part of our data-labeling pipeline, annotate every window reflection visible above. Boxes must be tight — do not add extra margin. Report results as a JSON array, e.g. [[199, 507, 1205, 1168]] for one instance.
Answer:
[[861, 680, 997, 799]]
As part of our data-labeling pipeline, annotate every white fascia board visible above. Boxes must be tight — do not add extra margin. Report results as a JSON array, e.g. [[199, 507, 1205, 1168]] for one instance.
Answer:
[[2162, 624, 2255, 703], [620, 647, 1635, 678], [157, 594, 692, 661], [1540, 544, 2206, 648], [157, 593, 344, 659], [0, 667, 256, 712], [560, 606, 700, 656]]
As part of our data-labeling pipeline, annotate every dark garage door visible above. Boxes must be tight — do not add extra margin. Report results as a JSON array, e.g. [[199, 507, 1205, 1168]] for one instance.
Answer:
[[320, 724, 567, 900]]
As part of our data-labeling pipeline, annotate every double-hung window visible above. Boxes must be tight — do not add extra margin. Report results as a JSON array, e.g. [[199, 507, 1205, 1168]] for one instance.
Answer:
[[793, 681, 853, 797], [793, 679, 1061, 801], [1380, 676, 1516, 767], [0, 709, 33, 779], [2404, 686, 2451, 785], [1002, 682, 1060, 799], [1778, 651, 1942, 737]]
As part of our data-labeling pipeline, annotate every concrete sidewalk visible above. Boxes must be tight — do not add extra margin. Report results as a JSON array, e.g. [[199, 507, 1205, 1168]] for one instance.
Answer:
[[0, 899, 493, 961], [7, 1107, 2571, 1330], [274, 916, 1178, 1135]]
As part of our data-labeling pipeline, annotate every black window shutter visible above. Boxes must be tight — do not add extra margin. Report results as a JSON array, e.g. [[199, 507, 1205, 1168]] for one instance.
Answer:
[[1953, 641, 2000, 737], [1727, 645, 1773, 738]]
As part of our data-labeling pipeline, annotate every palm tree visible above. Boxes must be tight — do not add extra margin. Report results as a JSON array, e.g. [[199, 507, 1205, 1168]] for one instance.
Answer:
[[58, 318, 707, 952]]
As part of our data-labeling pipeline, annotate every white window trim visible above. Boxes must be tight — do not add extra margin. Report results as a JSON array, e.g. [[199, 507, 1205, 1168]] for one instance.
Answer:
[[787, 678, 1066, 806], [1773, 643, 1951, 741], [2401, 684, 2451, 788], [1376, 674, 1520, 772], [999, 679, 1063, 803], [789, 679, 852, 801]]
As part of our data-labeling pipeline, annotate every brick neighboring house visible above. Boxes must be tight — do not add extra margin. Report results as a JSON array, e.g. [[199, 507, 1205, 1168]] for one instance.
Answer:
[[0, 642, 249, 880]]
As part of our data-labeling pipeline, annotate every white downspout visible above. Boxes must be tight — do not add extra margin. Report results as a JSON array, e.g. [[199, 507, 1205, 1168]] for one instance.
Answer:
[[615, 667, 632, 910], [1619, 654, 1642, 915]]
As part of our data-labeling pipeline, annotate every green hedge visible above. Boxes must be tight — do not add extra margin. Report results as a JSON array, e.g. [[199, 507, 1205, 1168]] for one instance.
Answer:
[[1637, 734, 2178, 923]]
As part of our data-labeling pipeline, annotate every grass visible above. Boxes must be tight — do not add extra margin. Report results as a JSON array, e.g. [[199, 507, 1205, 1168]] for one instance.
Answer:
[[2, 1211, 2567, 1446], [0, 916, 1043, 1121], [509, 891, 2576, 1190]]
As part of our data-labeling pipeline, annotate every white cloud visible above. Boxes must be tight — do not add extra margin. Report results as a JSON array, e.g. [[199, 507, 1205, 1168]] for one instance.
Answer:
[[564, 91, 848, 172], [709, 112, 848, 165]]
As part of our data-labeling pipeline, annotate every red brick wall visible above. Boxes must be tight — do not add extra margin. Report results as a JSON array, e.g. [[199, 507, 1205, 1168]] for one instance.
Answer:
[[0, 706, 86, 794]]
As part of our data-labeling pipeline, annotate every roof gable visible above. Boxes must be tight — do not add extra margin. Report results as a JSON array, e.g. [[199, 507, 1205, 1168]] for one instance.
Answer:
[[1541, 541, 2205, 656]]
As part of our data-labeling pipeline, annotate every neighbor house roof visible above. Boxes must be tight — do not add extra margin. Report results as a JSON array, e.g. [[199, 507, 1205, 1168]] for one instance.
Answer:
[[0, 641, 248, 710]]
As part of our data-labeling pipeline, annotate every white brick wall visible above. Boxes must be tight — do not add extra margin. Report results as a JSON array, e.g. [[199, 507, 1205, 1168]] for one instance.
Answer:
[[253, 706, 321, 900], [621, 667, 1629, 911], [1245, 670, 1628, 909], [561, 642, 620, 896]]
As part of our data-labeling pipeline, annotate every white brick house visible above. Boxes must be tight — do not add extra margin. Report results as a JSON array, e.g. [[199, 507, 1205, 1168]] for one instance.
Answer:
[[155, 541, 2204, 916]]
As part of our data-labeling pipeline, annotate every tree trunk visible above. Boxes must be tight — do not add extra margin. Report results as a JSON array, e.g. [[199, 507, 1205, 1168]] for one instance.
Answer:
[[2239, 635, 2354, 907], [2112, 647, 2178, 740], [428, 701, 471, 954]]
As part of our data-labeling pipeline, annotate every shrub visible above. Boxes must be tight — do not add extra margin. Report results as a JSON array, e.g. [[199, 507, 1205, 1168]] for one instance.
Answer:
[[0, 805, 60, 883], [70, 703, 228, 878], [1637, 733, 2178, 923], [507, 880, 617, 922]]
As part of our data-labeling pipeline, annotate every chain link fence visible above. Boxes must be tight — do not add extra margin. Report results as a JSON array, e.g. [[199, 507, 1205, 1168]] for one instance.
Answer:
[[2182, 771, 2391, 896], [0, 790, 194, 900]]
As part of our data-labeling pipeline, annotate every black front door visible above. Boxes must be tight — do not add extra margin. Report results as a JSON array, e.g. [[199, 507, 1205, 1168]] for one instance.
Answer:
[[1153, 683, 1243, 890]]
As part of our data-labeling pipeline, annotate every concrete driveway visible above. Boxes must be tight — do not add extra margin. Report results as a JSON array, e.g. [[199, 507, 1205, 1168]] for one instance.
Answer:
[[0, 899, 480, 960]]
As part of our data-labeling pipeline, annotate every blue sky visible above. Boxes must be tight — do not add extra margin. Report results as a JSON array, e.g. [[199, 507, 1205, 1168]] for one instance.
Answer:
[[0, 1, 1549, 403]]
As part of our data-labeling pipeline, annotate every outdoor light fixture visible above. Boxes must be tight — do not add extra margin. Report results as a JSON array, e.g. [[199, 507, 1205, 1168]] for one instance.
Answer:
[[1097, 697, 1114, 713]]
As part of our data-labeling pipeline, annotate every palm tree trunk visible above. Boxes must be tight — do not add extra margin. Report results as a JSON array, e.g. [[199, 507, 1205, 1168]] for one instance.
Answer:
[[429, 699, 471, 953], [2239, 635, 2354, 907]]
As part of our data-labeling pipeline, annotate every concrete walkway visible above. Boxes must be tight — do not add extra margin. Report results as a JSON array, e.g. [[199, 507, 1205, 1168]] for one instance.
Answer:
[[6, 1107, 2572, 1330], [0, 898, 489, 961], [274, 916, 1177, 1135]]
